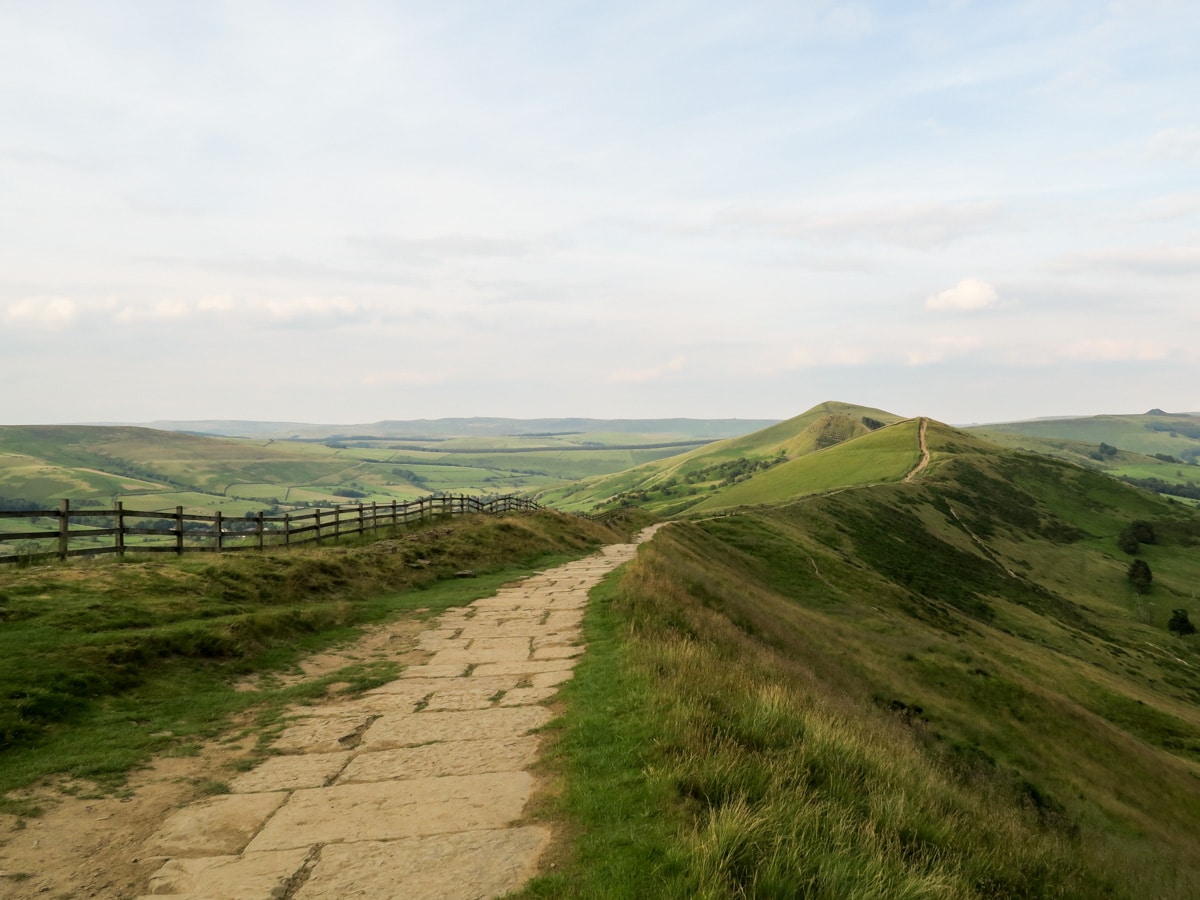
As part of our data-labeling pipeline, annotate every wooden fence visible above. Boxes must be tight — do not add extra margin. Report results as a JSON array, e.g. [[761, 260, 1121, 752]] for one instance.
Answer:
[[0, 495, 545, 564]]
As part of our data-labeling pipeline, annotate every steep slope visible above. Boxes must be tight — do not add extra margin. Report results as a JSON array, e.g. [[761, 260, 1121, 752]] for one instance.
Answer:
[[534, 425, 1200, 896], [537, 401, 904, 515]]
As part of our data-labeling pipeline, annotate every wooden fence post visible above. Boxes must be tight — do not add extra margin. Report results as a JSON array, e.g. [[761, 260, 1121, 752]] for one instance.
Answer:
[[256, 511, 264, 550], [176, 506, 184, 555], [284, 512, 291, 547], [58, 499, 69, 561], [315, 508, 323, 544], [215, 510, 223, 553], [115, 501, 125, 557], [357, 502, 365, 537], [371, 501, 378, 535], [334, 505, 341, 540]]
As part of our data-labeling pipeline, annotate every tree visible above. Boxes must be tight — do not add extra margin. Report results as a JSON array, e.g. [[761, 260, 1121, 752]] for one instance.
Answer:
[[1127, 559, 1153, 593], [1117, 528, 1140, 555], [1167, 609, 1196, 636]]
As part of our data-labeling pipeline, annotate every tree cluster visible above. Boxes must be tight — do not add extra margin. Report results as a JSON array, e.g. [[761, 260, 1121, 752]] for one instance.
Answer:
[[1117, 520, 1156, 555]]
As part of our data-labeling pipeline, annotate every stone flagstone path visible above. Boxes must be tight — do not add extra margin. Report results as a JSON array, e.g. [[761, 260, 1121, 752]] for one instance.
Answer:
[[137, 524, 662, 900]]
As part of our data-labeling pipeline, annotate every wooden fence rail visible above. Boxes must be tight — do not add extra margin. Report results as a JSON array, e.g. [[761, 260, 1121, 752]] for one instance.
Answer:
[[0, 495, 545, 564]]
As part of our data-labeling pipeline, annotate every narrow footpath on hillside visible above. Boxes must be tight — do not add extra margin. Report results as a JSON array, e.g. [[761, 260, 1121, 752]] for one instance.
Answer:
[[904, 417, 930, 483], [1, 525, 662, 900]]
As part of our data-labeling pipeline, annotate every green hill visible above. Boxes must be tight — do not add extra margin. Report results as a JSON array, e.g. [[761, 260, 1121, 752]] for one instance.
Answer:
[[970, 412, 1200, 504], [971, 410, 1200, 463], [536, 401, 904, 515], [533, 423, 1200, 897]]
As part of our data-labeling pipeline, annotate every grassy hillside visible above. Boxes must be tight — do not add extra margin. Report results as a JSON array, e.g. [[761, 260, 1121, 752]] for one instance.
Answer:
[[537, 401, 904, 515], [972, 410, 1200, 463], [526, 427, 1200, 897], [686, 417, 922, 513]]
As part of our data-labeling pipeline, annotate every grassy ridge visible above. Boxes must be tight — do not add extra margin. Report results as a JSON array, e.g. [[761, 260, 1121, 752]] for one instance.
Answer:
[[537, 401, 904, 515], [0, 511, 635, 805], [686, 417, 921, 513], [526, 427, 1200, 897]]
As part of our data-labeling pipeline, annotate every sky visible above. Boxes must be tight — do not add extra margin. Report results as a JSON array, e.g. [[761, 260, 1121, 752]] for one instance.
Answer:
[[2, 0, 1198, 426]]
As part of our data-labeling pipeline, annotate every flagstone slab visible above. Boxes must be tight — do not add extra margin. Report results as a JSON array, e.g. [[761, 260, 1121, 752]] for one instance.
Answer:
[[358, 706, 551, 751], [292, 827, 551, 900], [143, 792, 289, 858], [338, 735, 539, 782], [245, 773, 534, 852], [230, 752, 351, 793], [138, 847, 311, 899]]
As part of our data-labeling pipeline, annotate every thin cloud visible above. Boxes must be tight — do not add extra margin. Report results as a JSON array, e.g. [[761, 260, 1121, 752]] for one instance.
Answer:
[[1147, 128, 1200, 161], [349, 234, 546, 263], [5, 297, 77, 328], [608, 355, 687, 384], [712, 202, 1004, 249], [1055, 246, 1200, 276], [925, 278, 999, 312]]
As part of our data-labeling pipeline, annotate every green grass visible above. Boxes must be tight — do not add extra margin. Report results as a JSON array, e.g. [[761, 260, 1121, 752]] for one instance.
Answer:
[[0, 511, 628, 801], [522, 426, 1200, 897]]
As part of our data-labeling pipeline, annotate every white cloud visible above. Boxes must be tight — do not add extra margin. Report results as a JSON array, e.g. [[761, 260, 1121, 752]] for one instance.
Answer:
[[925, 278, 998, 312], [5, 297, 77, 328]]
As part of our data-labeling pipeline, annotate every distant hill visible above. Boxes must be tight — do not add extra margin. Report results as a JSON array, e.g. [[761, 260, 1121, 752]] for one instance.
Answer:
[[132, 417, 780, 441], [969, 411, 1200, 504], [536, 401, 905, 514], [970, 410, 1200, 462]]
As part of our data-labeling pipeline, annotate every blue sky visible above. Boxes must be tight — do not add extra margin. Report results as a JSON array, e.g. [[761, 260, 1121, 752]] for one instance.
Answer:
[[2, 1, 1197, 425]]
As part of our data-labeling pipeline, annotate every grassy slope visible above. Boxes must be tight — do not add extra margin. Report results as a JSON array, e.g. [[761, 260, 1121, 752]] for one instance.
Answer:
[[537, 401, 904, 514], [686, 417, 921, 513], [526, 425, 1200, 898]]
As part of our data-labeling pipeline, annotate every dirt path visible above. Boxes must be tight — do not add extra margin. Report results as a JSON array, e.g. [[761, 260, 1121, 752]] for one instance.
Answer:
[[903, 417, 931, 483], [0, 525, 663, 900]]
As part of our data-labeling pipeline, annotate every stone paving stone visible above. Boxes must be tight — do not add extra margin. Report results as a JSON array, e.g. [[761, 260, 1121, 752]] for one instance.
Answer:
[[143, 792, 289, 858], [470, 657, 577, 678], [338, 735, 540, 782], [498, 685, 560, 706], [245, 773, 535, 852], [292, 827, 550, 900], [530, 644, 584, 660], [271, 716, 378, 755], [358, 706, 551, 751], [230, 752, 351, 793], [137, 847, 312, 899], [396, 663, 469, 679]]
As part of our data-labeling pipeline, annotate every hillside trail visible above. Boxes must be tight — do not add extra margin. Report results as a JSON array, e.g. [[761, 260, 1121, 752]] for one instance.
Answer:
[[903, 417, 931, 483], [0, 524, 664, 900]]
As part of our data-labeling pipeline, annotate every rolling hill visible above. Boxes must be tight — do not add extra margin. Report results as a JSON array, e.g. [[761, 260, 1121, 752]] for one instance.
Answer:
[[535, 401, 905, 515]]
